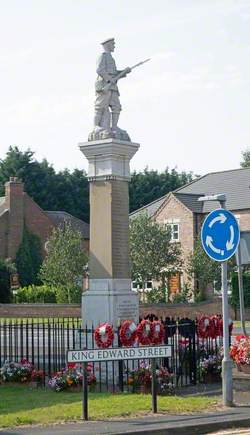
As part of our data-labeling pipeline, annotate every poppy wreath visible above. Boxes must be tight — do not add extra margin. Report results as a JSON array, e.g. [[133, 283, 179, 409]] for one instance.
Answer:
[[197, 316, 211, 339], [137, 319, 154, 345], [119, 320, 137, 347], [94, 323, 114, 349], [217, 317, 233, 337], [151, 320, 165, 345], [210, 315, 221, 338]]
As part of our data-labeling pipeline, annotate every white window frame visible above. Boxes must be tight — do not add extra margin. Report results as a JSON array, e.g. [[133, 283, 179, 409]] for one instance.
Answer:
[[164, 219, 180, 242]]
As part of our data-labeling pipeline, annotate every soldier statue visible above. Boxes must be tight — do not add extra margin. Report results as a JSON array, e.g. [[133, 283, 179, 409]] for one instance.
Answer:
[[88, 38, 149, 142]]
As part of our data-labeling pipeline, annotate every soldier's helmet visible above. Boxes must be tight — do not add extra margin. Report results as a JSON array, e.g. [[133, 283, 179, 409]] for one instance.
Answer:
[[101, 37, 115, 46]]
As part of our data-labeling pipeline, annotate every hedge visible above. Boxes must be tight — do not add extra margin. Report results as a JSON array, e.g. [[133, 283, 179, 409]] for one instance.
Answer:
[[230, 271, 250, 308]]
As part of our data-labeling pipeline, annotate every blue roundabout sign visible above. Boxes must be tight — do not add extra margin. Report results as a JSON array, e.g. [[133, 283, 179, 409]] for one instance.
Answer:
[[201, 208, 240, 262]]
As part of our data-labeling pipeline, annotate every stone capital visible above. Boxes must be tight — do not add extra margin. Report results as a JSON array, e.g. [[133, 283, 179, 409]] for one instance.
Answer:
[[79, 138, 139, 181]]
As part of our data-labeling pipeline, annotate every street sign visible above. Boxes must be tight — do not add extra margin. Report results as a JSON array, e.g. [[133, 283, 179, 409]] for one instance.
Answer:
[[68, 345, 172, 363], [201, 208, 240, 262], [236, 231, 250, 265], [70, 345, 172, 421]]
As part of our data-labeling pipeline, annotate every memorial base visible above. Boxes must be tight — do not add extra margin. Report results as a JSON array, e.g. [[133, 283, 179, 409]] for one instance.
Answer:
[[82, 279, 139, 328]]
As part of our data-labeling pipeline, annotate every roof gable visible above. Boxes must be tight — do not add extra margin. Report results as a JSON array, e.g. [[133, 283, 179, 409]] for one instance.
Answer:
[[176, 167, 250, 212]]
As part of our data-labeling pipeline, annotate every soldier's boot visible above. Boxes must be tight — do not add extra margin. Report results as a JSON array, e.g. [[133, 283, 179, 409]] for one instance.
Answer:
[[94, 111, 104, 131], [111, 112, 120, 131]]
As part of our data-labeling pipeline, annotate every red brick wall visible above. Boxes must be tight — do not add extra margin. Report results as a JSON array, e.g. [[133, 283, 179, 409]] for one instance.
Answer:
[[154, 193, 195, 289], [0, 301, 236, 320], [0, 211, 8, 258], [5, 179, 24, 259], [24, 194, 54, 256], [140, 300, 235, 320]]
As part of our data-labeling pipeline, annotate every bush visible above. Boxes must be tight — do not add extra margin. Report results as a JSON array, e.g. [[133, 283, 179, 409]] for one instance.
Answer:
[[146, 287, 167, 304], [230, 271, 250, 308], [16, 285, 56, 303], [15, 227, 42, 287], [0, 259, 11, 303], [55, 285, 82, 304]]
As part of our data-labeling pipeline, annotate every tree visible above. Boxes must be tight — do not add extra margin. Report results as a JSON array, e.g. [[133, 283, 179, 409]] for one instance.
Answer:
[[129, 167, 194, 212], [240, 148, 250, 168], [0, 146, 89, 222], [129, 213, 182, 293], [15, 227, 42, 287], [0, 259, 11, 303], [39, 223, 88, 303], [186, 238, 220, 302]]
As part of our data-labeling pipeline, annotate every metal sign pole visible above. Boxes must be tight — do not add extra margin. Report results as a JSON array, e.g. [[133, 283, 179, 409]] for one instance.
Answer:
[[221, 261, 233, 406], [198, 194, 238, 408], [236, 244, 248, 337], [82, 362, 88, 421], [151, 358, 157, 413]]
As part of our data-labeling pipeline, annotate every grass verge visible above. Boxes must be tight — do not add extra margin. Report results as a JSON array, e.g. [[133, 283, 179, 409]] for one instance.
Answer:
[[0, 385, 219, 428]]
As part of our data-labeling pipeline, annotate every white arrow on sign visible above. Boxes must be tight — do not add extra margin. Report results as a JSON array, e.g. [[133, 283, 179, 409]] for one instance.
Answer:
[[206, 235, 224, 256], [208, 213, 227, 228], [226, 225, 235, 251]]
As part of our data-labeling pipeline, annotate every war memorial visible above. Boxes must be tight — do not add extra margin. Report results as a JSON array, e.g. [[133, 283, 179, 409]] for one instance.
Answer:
[[79, 37, 144, 327]]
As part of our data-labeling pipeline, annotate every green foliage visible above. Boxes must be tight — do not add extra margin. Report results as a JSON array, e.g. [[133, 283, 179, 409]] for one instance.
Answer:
[[40, 223, 88, 303], [146, 287, 167, 304], [0, 259, 11, 303], [130, 213, 182, 286], [230, 271, 250, 308], [186, 237, 220, 302], [16, 285, 56, 303], [1, 147, 195, 223], [15, 227, 42, 287], [129, 167, 195, 212], [171, 284, 191, 304], [240, 148, 250, 168], [0, 146, 89, 222]]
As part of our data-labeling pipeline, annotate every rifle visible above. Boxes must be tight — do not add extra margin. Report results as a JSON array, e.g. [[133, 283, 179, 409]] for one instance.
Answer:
[[102, 58, 150, 92]]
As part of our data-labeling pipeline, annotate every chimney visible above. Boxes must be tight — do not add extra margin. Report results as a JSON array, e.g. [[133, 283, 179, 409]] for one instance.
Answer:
[[5, 177, 24, 259]]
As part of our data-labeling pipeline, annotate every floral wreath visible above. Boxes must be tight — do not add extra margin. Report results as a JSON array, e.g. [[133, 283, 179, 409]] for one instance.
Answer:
[[94, 323, 114, 348], [119, 320, 137, 347], [137, 319, 153, 345], [197, 316, 211, 339], [151, 320, 165, 345], [217, 317, 233, 337], [210, 315, 221, 339]]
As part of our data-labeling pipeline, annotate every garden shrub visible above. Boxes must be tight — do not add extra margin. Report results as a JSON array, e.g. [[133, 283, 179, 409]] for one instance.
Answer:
[[16, 285, 56, 303], [15, 226, 42, 287], [230, 271, 250, 308], [0, 259, 11, 303]]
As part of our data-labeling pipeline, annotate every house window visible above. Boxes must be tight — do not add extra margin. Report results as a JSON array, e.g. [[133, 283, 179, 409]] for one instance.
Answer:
[[165, 222, 180, 242]]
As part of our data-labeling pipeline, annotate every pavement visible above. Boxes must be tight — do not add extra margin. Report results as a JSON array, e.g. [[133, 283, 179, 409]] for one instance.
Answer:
[[1, 386, 250, 435]]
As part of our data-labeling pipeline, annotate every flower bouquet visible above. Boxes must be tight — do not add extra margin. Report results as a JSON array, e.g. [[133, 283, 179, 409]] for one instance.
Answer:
[[230, 335, 250, 373], [48, 363, 96, 392], [198, 354, 222, 383], [128, 361, 174, 395], [0, 359, 33, 384]]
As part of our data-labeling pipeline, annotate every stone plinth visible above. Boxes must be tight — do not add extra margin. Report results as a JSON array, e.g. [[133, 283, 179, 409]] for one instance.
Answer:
[[79, 139, 140, 327]]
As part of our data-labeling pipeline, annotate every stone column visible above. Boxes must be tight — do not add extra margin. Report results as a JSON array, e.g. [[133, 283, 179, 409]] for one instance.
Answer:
[[79, 138, 139, 327]]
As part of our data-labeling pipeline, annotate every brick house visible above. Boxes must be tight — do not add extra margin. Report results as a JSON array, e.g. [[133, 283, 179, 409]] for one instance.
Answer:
[[130, 167, 250, 297], [0, 177, 89, 261]]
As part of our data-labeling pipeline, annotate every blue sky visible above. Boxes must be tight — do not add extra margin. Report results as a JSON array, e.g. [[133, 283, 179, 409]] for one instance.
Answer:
[[0, 0, 250, 175]]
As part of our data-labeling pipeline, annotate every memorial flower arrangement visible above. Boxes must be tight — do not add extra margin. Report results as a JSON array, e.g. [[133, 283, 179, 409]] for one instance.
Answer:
[[31, 369, 45, 385], [198, 354, 222, 383], [128, 361, 174, 394], [48, 363, 96, 392], [230, 335, 250, 372], [0, 359, 33, 383]]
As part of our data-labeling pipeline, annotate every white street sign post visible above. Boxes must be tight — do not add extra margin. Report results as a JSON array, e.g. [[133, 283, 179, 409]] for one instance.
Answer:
[[199, 195, 240, 407], [67, 345, 172, 420]]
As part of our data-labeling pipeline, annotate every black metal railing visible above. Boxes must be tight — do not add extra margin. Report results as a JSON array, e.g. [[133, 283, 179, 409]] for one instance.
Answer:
[[0, 317, 224, 390]]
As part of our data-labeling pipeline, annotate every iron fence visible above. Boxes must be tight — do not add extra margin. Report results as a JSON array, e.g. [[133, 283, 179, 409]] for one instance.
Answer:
[[0, 317, 224, 391]]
